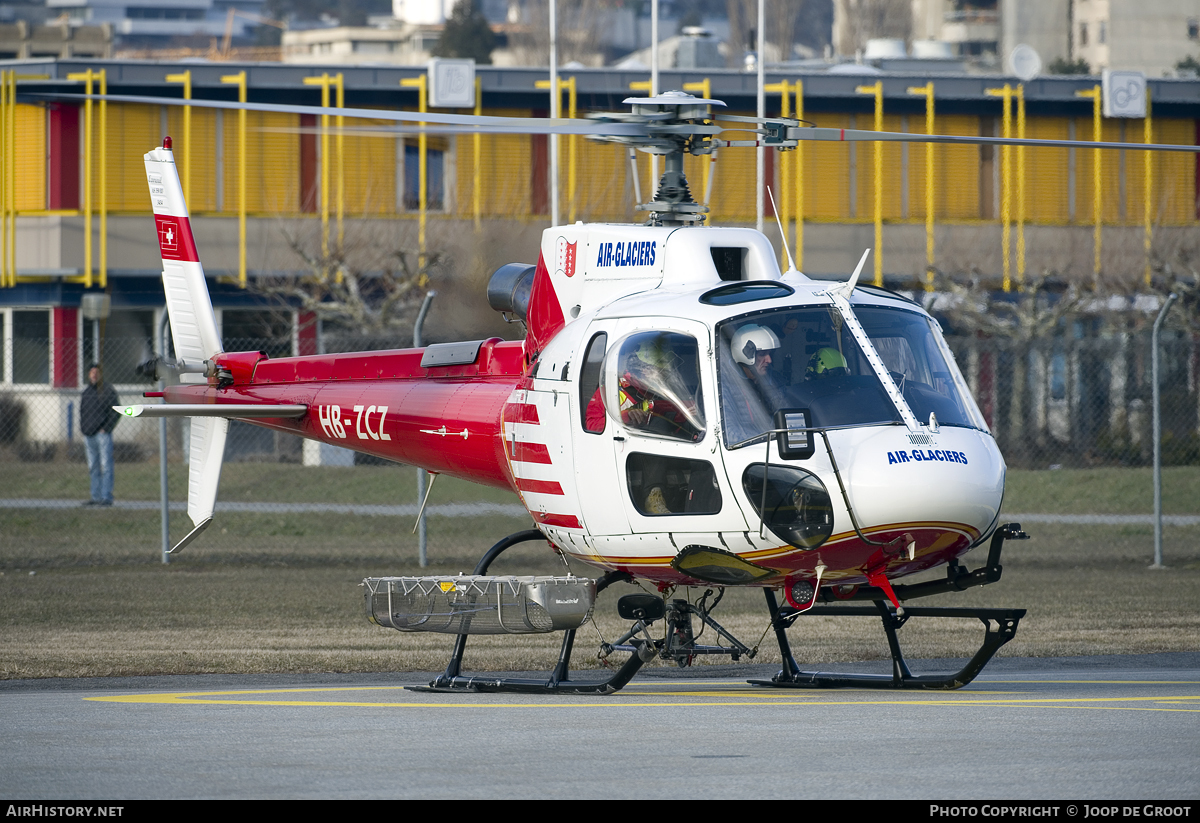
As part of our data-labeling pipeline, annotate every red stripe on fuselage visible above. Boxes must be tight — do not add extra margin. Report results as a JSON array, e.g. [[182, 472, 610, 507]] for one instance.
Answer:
[[509, 440, 552, 464], [531, 512, 582, 529], [515, 477, 564, 496], [155, 215, 200, 262]]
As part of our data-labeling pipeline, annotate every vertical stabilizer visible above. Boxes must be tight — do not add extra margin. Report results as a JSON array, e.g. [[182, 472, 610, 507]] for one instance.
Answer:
[[145, 141, 226, 550], [144, 143, 222, 379]]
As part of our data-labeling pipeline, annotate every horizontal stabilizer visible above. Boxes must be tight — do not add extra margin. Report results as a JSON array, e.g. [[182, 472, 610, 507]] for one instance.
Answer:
[[117, 403, 307, 419]]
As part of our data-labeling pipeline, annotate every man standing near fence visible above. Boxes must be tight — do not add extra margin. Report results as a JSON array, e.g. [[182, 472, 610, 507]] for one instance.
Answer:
[[80, 363, 119, 507]]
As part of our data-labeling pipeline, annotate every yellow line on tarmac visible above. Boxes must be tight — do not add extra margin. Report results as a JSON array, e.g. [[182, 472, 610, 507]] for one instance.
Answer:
[[84, 686, 1200, 711]]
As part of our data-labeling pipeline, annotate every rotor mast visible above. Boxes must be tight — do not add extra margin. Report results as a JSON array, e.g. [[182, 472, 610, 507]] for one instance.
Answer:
[[616, 91, 722, 226]]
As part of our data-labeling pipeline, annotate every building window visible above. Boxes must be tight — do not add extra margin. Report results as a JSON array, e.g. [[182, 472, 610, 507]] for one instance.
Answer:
[[1079, 23, 1088, 46], [1099, 21, 1106, 44], [404, 142, 445, 211], [11, 309, 49, 384], [1189, 19, 1198, 40]]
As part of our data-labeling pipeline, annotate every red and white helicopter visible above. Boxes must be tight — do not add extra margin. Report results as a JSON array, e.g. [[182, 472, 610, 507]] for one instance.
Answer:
[[113, 90, 1196, 694]]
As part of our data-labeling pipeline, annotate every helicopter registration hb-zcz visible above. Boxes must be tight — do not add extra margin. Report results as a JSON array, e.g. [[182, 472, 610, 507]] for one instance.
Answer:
[[123, 93, 1038, 695]]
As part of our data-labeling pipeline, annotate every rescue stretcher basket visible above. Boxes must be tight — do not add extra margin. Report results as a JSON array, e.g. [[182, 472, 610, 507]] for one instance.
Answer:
[[364, 575, 596, 635]]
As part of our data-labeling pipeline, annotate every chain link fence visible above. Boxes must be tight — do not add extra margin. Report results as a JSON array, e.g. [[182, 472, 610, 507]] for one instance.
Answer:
[[2, 314, 1198, 556]]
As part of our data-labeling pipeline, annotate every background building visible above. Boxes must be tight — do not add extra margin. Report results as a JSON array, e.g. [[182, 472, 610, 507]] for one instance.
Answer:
[[0, 58, 1196, 465], [1073, 0, 1200, 77]]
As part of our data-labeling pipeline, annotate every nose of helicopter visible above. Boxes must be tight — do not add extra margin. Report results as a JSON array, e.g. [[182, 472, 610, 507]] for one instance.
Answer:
[[841, 426, 1006, 546]]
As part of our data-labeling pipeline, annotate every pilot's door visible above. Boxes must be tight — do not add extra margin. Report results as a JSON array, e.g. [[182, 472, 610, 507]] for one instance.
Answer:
[[600, 321, 745, 537]]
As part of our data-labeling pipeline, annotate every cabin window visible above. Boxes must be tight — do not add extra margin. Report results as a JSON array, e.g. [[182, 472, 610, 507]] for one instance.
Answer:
[[579, 331, 607, 433], [600, 331, 705, 442], [626, 452, 721, 516]]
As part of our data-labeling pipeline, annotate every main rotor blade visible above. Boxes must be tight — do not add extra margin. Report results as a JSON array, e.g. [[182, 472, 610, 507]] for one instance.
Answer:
[[785, 126, 1200, 153], [23, 92, 655, 137], [24, 91, 1200, 152]]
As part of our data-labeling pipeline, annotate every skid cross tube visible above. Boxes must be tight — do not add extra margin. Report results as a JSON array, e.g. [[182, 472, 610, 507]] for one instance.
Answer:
[[413, 529, 641, 695], [606, 598, 754, 665]]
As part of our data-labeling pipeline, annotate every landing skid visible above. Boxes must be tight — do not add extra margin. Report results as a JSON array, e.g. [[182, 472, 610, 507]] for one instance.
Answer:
[[410, 523, 1028, 695], [749, 595, 1025, 690]]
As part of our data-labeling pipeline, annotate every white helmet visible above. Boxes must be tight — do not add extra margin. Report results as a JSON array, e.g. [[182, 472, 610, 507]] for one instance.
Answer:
[[731, 324, 781, 366]]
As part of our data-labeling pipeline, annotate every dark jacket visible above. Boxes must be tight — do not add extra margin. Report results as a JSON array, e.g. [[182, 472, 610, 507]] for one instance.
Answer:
[[80, 381, 120, 437]]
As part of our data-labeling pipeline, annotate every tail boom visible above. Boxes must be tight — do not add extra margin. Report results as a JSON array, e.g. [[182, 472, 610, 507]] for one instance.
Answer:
[[163, 341, 529, 491]]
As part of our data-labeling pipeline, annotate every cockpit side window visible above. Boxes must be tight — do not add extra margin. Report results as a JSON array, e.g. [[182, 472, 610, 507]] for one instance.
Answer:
[[600, 331, 706, 442], [854, 307, 975, 429], [579, 332, 607, 434]]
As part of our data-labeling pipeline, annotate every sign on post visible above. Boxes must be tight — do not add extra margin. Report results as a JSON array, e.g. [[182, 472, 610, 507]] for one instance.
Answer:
[[1102, 70, 1146, 118], [428, 58, 475, 108]]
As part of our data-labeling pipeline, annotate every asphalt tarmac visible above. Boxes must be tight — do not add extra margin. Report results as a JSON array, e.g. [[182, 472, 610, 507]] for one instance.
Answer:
[[2, 653, 1198, 800]]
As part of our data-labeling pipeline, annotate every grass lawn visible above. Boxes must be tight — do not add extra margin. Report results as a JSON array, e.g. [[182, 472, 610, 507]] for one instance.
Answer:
[[2, 463, 1197, 679], [1002, 466, 1200, 515]]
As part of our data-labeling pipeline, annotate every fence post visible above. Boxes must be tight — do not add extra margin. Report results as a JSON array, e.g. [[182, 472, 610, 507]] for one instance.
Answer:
[[1151, 293, 1178, 569], [413, 290, 435, 567], [158, 311, 171, 565]]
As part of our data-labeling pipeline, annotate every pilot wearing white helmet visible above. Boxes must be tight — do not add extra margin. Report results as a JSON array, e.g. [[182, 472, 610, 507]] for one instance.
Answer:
[[730, 323, 781, 382]]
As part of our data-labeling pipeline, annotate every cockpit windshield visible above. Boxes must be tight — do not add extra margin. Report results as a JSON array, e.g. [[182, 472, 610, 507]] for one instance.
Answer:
[[718, 304, 983, 448]]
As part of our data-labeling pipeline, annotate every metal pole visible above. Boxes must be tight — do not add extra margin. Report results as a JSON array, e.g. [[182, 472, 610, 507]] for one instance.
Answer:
[[856, 81, 883, 285], [1151, 292, 1178, 570], [755, 0, 764, 234], [650, 0, 658, 188], [220, 71, 247, 287], [1016, 84, 1026, 289], [1144, 88, 1153, 286], [794, 81, 803, 269], [336, 73, 344, 253], [986, 84, 1013, 291], [98, 69, 107, 289], [907, 82, 935, 290], [303, 74, 332, 263], [473, 75, 482, 231], [413, 290, 436, 567], [549, 0, 559, 228], [1076, 86, 1103, 281], [567, 75, 577, 224], [158, 310, 171, 564]]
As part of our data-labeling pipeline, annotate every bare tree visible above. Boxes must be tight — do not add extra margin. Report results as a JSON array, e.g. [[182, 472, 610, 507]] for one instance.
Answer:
[[832, 0, 910, 57], [251, 222, 439, 341], [506, 0, 612, 68], [725, 0, 832, 67], [935, 272, 1081, 450]]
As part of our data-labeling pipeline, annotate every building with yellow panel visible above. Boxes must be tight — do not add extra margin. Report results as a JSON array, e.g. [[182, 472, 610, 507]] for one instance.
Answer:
[[0, 60, 1197, 400]]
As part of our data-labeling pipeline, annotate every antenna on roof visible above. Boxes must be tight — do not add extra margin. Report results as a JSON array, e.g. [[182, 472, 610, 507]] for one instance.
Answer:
[[767, 186, 799, 277]]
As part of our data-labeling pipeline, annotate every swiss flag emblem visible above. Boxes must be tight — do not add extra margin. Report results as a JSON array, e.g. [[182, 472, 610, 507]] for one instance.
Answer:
[[159, 221, 178, 252], [154, 215, 197, 262], [555, 236, 577, 278]]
